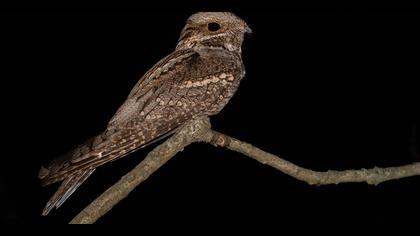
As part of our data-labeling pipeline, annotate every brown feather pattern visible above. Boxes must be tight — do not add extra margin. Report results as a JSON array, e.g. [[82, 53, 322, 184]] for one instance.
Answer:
[[40, 12, 250, 215]]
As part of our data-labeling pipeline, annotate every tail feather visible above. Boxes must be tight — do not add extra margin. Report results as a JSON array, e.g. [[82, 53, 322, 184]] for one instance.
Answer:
[[42, 169, 95, 216], [40, 120, 185, 215]]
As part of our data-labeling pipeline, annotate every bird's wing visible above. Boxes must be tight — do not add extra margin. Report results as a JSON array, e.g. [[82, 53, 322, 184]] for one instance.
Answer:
[[39, 48, 243, 215], [39, 49, 199, 186]]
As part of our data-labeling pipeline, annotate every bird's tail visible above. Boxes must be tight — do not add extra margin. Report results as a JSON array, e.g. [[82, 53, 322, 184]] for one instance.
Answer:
[[39, 132, 142, 216], [42, 168, 95, 216], [39, 120, 184, 216]]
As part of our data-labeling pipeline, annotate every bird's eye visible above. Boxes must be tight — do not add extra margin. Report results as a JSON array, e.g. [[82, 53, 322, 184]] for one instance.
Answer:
[[207, 22, 221, 32]]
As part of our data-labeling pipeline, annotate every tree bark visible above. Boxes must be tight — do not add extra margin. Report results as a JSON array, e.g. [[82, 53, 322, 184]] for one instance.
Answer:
[[70, 117, 420, 224]]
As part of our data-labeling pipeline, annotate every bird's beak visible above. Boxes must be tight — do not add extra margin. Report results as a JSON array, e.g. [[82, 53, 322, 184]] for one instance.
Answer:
[[245, 24, 253, 34]]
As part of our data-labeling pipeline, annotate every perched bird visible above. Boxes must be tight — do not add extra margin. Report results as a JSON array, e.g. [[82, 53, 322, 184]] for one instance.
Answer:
[[39, 12, 251, 216]]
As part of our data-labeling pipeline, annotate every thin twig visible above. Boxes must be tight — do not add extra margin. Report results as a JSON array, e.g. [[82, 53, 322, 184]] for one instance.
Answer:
[[207, 130, 420, 186], [70, 117, 420, 224]]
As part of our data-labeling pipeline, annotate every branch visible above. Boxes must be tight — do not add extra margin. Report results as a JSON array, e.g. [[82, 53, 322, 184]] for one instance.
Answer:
[[70, 117, 420, 224], [206, 130, 420, 185], [69, 118, 212, 224]]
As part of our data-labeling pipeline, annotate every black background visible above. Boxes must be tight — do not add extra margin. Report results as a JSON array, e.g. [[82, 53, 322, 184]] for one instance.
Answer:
[[0, 10, 419, 224]]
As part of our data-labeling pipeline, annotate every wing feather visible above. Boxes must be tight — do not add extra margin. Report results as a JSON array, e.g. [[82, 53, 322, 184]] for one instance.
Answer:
[[42, 168, 95, 216], [40, 48, 244, 215]]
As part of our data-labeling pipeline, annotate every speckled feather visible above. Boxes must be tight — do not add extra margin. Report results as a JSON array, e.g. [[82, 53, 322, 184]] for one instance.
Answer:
[[39, 12, 250, 216]]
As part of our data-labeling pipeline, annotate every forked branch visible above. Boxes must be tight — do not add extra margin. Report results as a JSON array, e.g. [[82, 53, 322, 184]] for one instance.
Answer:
[[70, 117, 420, 224]]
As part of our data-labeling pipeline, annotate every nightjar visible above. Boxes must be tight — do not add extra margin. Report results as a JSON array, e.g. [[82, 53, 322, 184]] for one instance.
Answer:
[[39, 12, 251, 215]]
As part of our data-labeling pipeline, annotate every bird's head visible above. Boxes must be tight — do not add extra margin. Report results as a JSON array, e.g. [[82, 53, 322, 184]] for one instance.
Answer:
[[176, 12, 252, 53]]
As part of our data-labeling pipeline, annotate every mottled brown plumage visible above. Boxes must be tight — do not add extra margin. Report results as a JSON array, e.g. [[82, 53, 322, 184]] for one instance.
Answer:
[[39, 12, 251, 215]]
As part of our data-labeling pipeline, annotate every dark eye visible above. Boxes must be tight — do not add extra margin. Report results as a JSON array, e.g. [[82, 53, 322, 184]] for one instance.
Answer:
[[207, 22, 221, 32]]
